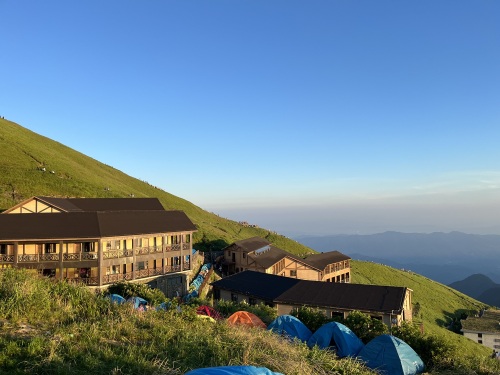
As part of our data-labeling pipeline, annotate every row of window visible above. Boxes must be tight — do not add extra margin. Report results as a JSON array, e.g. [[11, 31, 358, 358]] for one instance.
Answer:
[[1, 235, 192, 255], [105, 235, 191, 251]]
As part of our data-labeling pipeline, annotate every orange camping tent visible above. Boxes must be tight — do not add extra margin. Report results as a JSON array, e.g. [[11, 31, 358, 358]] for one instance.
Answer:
[[227, 311, 267, 329]]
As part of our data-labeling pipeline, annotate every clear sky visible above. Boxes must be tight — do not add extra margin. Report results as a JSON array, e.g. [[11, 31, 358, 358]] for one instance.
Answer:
[[1, 1, 499, 236]]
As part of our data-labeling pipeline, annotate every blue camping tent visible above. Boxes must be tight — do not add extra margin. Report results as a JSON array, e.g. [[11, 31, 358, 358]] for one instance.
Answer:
[[108, 294, 126, 305], [156, 301, 172, 311], [185, 366, 283, 375], [267, 315, 312, 342], [357, 334, 425, 375], [127, 296, 148, 310], [307, 321, 364, 357]]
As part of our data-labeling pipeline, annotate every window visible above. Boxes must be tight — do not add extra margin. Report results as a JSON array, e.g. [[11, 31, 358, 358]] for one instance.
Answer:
[[290, 270, 297, 277], [137, 261, 146, 271], [232, 253, 236, 262], [331, 311, 343, 319], [495, 345, 500, 349], [243, 253, 246, 259], [45, 243, 56, 253], [231, 293, 238, 302], [478, 333, 483, 338], [106, 241, 112, 250], [478, 340, 483, 344], [494, 339, 500, 342], [0, 244, 8, 255], [249, 298, 257, 305], [82, 242, 94, 252]]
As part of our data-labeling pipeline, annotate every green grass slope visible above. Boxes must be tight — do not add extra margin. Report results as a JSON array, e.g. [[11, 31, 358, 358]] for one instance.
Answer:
[[352, 260, 486, 333], [352, 260, 494, 367], [0, 269, 374, 375], [0, 118, 313, 256]]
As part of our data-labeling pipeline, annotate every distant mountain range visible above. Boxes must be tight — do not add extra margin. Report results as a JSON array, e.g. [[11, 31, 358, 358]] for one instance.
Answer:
[[448, 274, 500, 307], [295, 231, 500, 284]]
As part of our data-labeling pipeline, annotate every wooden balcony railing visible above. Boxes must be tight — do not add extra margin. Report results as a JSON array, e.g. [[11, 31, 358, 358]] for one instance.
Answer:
[[18, 254, 43, 262], [66, 277, 99, 286], [0, 255, 14, 262], [101, 264, 190, 284], [4, 245, 193, 264]]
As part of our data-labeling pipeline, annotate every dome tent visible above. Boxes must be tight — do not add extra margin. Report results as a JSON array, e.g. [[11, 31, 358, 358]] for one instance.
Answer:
[[127, 296, 148, 310], [108, 294, 126, 305], [357, 334, 424, 375], [196, 305, 223, 320], [227, 311, 267, 329], [267, 315, 312, 342], [185, 365, 283, 374], [307, 321, 364, 357]]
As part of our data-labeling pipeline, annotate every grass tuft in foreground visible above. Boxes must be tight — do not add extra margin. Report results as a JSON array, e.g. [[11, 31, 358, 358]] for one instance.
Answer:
[[0, 269, 373, 374]]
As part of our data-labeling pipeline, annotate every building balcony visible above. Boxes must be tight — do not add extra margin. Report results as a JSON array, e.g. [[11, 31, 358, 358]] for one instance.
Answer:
[[64, 252, 99, 261]]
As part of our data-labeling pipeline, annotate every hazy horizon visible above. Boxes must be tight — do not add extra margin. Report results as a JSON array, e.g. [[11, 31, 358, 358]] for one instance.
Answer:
[[1, 1, 498, 233], [206, 188, 500, 237]]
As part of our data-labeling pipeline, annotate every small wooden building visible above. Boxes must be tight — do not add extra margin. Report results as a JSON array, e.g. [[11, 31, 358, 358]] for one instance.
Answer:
[[211, 270, 413, 327], [222, 236, 351, 282]]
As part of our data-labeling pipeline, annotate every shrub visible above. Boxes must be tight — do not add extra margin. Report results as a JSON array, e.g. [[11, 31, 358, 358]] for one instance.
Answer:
[[107, 281, 167, 306], [343, 311, 388, 343], [290, 306, 332, 332]]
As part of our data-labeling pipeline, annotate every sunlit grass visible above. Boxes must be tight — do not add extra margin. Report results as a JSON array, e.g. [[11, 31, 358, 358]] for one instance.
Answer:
[[0, 118, 314, 256]]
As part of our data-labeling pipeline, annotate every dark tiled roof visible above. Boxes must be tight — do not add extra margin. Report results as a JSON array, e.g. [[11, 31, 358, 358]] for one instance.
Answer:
[[277, 282, 406, 314], [0, 210, 196, 241], [212, 271, 407, 314], [462, 317, 500, 334], [248, 246, 296, 269], [227, 237, 272, 253], [38, 197, 165, 212], [36, 197, 83, 212], [302, 251, 351, 270], [211, 271, 301, 301]]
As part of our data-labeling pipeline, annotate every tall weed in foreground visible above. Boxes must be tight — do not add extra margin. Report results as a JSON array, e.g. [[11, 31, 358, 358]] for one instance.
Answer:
[[0, 269, 52, 322], [0, 268, 115, 325]]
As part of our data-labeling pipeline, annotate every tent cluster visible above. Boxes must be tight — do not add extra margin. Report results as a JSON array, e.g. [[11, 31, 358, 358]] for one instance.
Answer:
[[105, 296, 424, 375], [266, 315, 424, 375], [184, 263, 212, 302], [107, 294, 148, 311]]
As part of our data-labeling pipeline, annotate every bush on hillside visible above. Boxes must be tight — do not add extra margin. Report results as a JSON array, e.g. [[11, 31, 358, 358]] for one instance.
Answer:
[[291, 307, 387, 343], [107, 281, 167, 306], [343, 310, 388, 343], [291, 306, 332, 332]]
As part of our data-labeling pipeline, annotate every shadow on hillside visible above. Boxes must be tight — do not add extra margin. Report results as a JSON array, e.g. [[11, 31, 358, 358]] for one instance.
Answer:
[[436, 308, 478, 334]]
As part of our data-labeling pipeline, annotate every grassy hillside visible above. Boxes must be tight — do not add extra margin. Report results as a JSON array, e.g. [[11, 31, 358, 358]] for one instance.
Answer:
[[353, 260, 495, 369], [0, 268, 373, 375], [0, 118, 313, 256], [2, 117, 498, 373]]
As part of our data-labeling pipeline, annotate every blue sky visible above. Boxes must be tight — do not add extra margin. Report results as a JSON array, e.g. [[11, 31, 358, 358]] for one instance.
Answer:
[[1, 1, 499, 235]]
